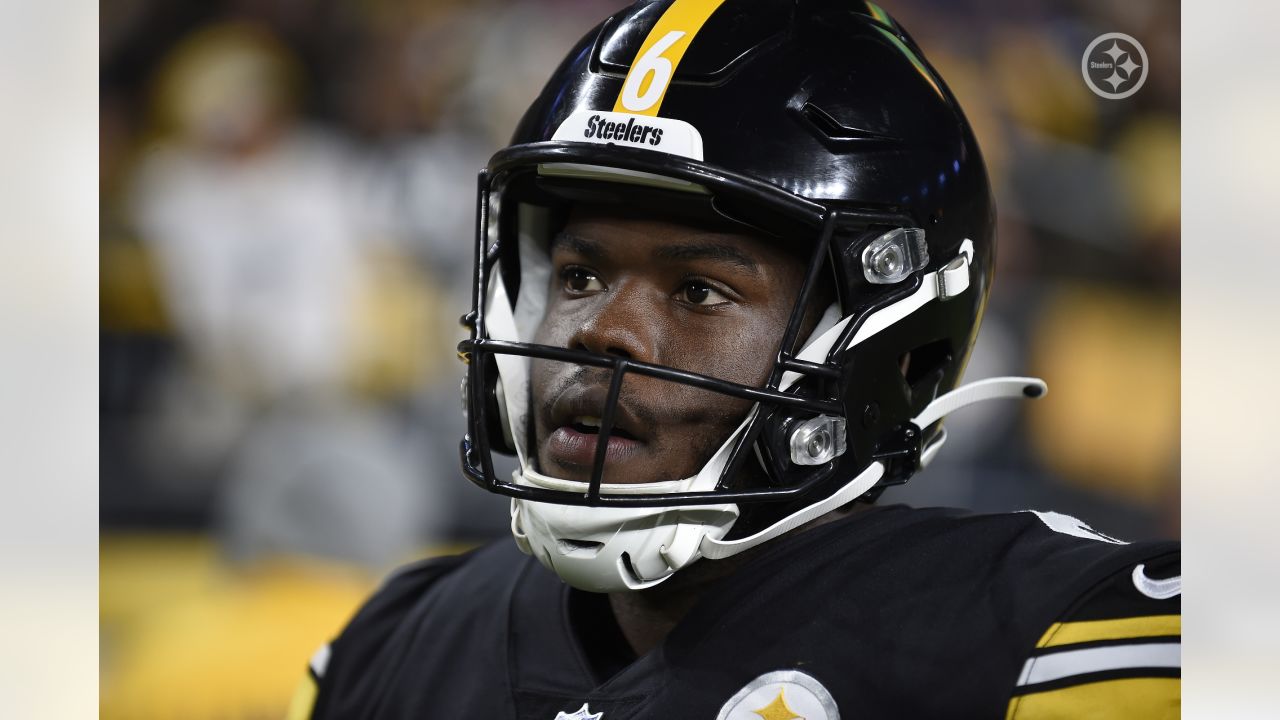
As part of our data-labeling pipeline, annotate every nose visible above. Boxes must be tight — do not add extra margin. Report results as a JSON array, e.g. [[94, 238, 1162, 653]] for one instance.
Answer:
[[569, 281, 659, 363]]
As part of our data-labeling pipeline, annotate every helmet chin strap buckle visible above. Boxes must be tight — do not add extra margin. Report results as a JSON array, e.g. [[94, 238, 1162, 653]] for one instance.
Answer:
[[875, 376, 1048, 487], [871, 423, 926, 482], [936, 250, 971, 300]]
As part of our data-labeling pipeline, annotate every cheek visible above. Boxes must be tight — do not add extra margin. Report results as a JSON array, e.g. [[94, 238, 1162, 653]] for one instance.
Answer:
[[529, 321, 564, 406], [682, 309, 791, 388]]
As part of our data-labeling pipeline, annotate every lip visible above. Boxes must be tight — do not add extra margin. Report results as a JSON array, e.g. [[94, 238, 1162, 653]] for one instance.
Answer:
[[548, 384, 651, 445], [545, 425, 645, 472]]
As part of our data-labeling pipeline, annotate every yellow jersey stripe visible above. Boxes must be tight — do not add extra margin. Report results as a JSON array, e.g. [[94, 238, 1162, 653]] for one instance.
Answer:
[[1037, 614, 1180, 648], [283, 673, 319, 720], [1005, 677, 1180, 720], [612, 0, 728, 116]]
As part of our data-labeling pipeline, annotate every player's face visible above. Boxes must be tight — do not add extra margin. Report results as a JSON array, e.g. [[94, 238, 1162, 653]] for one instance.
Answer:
[[531, 205, 807, 484]]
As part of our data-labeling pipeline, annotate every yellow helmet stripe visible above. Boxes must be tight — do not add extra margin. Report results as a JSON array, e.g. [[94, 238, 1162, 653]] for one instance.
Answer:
[[612, 0, 728, 116]]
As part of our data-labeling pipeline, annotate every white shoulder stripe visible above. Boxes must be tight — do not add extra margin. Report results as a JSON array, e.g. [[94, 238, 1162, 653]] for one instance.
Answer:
[[1017, 642, 1180, 686], [309, 643, 332, 679], [1026, 510, 1127, 544]]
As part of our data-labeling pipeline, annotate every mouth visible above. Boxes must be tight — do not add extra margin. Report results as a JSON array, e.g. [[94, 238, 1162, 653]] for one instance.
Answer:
[[542, 394, 650, 477], [567, 415, 640, 440]]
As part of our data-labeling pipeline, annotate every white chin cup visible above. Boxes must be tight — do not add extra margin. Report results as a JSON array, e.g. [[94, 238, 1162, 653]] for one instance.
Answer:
[[511, 490, 738, 593]]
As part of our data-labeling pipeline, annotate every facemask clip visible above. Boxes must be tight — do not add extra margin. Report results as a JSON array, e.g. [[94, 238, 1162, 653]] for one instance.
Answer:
[[788, 415, 848, 466], [862, 227, 929, 284]]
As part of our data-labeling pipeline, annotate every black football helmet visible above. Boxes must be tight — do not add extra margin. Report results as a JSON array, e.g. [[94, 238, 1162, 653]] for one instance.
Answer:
[[457, 0, 1044, 592]]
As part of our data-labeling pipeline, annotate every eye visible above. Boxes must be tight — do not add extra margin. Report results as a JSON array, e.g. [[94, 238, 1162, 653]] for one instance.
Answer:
[[561, 266, 605, 294], [678, 279, 730, 306]]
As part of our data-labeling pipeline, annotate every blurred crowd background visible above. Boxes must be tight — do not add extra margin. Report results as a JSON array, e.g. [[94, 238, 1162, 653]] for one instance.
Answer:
[[99, 0, 1179, 716]]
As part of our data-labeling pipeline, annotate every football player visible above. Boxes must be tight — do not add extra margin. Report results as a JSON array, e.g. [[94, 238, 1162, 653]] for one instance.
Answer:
[[290, 1, 1180, 718]]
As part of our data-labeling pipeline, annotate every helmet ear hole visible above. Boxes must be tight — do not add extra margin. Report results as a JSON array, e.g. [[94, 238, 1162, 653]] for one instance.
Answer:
[[901, 339, 953, 409]]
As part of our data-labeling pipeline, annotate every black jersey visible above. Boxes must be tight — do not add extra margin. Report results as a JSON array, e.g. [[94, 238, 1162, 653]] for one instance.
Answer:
[[289, 505, 1180, 719]]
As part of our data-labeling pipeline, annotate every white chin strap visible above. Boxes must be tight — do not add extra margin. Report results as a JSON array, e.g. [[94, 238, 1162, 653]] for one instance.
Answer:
[[496, 237, 1045, 593], [699, 374, 1046, 560]]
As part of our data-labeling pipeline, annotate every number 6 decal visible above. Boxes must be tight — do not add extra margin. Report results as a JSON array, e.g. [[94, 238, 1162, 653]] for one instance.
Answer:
[[619, 30, 685, 113]]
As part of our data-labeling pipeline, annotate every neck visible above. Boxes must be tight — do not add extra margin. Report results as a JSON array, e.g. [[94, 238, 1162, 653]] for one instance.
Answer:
[[607, 552, 743, 657], [604, 504, 872, 656]]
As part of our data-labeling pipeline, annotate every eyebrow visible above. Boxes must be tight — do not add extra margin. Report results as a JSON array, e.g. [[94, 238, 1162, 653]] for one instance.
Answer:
[[653, 242, 760, 274], [552, 231, 761, 275], [551, 232, 604, 260]]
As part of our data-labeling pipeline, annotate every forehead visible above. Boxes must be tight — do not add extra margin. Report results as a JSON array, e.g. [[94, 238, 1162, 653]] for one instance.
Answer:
[[551, 204, 801, 272]]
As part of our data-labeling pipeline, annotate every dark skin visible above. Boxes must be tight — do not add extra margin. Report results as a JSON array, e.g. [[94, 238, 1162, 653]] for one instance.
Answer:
[[531, 205, 860, 657]]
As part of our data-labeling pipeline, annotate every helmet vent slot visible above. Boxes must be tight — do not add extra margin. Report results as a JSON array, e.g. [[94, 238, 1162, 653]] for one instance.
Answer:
[[800, 102, 900, 144], [557, 539, 605, 558], [618, 552, 644, 585]]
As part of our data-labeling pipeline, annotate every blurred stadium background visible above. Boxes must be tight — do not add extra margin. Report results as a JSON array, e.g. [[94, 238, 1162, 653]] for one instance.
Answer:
[[99, 0, 1179, 716]]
